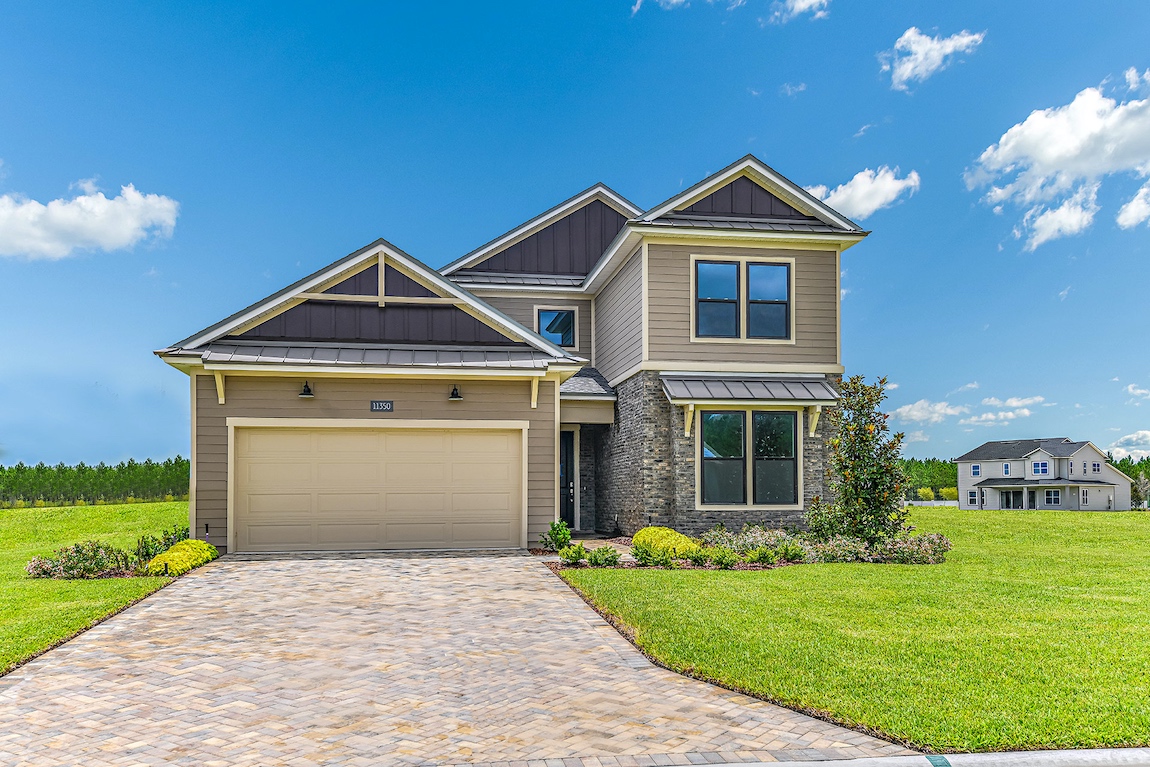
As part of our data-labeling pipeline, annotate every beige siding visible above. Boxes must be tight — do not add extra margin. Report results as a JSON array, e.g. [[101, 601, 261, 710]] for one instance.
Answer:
[[593, 249, 644, 383], [478, 295, 593, 357], [560, 399, 615, 424], [193, 374, 555, 551], [647, 244, 839, 366]]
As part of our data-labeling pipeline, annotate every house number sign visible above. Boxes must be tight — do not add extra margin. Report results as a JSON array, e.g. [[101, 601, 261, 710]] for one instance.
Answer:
[[370, 400, 394, 412]]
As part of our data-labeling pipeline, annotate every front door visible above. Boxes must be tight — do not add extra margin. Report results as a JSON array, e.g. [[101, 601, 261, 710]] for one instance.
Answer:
[[559, 430, 575, 527], [1027, 490, 1036, 510]]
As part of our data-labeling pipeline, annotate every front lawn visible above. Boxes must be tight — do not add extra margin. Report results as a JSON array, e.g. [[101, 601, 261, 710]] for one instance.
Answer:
[[0, 501, 188, 675], [562, 508, 1150, 752]]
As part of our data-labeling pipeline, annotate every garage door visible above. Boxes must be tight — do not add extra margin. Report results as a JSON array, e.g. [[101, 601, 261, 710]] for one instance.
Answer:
[[232, 427, 523, 552]]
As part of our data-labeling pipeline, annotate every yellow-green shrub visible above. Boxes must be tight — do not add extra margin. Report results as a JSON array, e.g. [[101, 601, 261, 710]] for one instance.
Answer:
[[146, 539, 219, 577], [917, 487, 936, 501], [632, 526, 700, 557], [939, 487, 959, 501]]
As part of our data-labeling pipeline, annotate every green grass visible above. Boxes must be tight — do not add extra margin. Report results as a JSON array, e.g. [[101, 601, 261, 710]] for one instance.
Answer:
[[562, 508, 1150, 752], [0, 501, 188, 675]]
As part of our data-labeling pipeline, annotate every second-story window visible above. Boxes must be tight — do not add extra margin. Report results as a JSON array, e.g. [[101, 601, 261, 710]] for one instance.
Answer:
[[537, 308, 576, 348], [747, 264, 790, 339], [1033, 461, 1049, 475], [695, 261, 739, 338], [1003, 463, 1011, 476], [1092, 462, 1102, 473], [971, 464, 981, 477]]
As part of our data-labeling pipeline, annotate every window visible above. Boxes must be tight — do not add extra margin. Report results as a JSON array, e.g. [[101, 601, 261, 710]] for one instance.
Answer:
[[1070, 462, 1074, 475], [968, 490, 977, 506], [700, 411, 745, 504], [1033, 461, 1049, 475], [695, 262, 739, 338], [1003, 463, 1011, 476], [536, 308, 576, 348], [971, 464, 981, 477], [1083, 461, 1087, 474], [1092, 462, 1102, 474], [699, 410, 798, 506], [1045, 489, 1061, 506], [694, 259, 792, 341], [1081, 488, 1089, 505], [752, 412, 797, 504], [747, 264, 790, 339]]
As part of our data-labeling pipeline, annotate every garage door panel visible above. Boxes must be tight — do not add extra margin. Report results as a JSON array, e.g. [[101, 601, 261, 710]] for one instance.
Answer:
[[234, 426, 522, 551]]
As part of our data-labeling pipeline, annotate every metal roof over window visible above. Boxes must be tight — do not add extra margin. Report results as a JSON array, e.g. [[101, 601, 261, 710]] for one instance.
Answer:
[[660, 375, 839, 404]]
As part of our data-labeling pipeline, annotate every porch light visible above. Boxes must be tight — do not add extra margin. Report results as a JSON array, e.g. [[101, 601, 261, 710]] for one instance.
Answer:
[[449, 384, 463, 401], [299, 381, 315, 398]]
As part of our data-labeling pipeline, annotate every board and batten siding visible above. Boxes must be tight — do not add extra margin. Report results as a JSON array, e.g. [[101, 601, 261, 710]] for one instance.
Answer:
[[477, 295, 593, 358], [647, 244, 839, 365], [592, 248, 644, 384], [193, 375, 556, 552]]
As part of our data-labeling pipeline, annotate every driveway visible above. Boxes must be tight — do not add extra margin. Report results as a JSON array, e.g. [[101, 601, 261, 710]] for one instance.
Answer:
[[0, 554, 913, 766]]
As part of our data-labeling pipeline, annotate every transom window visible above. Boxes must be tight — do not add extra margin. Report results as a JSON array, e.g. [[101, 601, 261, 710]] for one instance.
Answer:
[[694, 260, 791, 340], [1033, 461, 1049, 475], [971, 464, 981, 477], [1002, 463, 1011, 476], [699, 410, 798, 506], [536, 308, 576, 348], [1045, 489, 1061, 506], [1092, 462, 1102, 474]]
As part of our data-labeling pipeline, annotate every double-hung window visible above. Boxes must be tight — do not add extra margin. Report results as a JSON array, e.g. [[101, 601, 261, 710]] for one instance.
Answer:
[[1070, 462, 1074, 475], [971, 464, 981, 477], [1045, 489, 1061, 506], [968, 490, 977, 506], [1003, 463, 1011, 476], [1081, 488, 1089, 505], [1033, 461, 1049, 475], [699, 410, 798, 506], [694, 259, 791, 340], [1092, 462, 1102, 474], [695, 262, 740, 338]]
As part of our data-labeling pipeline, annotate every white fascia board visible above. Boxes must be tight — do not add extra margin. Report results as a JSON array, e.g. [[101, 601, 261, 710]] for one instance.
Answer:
[[581, 227, 644, 294], [201, 362, 550, 378], [639, 155, 863, 233], [459, 283, 587, 294], [440, 184, 643, 275], [630, 224, 866, 246]]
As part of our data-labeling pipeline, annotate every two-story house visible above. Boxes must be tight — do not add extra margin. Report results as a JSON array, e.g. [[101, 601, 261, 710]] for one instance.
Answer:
[[956, 438, 1132, 511], [158, 155, 865, 552]]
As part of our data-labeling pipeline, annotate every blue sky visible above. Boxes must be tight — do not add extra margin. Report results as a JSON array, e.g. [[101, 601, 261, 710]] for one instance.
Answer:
[[1, 0, 1148, 464]]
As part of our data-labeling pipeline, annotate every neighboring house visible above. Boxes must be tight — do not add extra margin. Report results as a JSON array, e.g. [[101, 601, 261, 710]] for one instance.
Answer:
[[158, 155, 866, 553], [956, 438, 1132, 511]]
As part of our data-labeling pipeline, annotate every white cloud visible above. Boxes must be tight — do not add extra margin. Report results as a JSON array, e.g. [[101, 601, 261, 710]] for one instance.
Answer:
[[781, 82, 807, 97], [1111, 430, 1150, 460], [982, 395, 1045, 407], [879, 27, 985, 92], [854, 123, 875, 138], [887, 382, 900, 390], [904, 430, 929, 443], [1058, 285, 1071, 301], [840, 287, 850, 298], [1018, 184, 1099, 251], [769, 0, 829, 24], [1117, 180, 1150, 228], [893, 399, 969, 424], [0, 181, 178, 260], [1125, 67, 1150, 91], [806, 166, 920, 220], [966, 80, 1150, 247], [960, 408, 1033, 426], [1126, 383, 1150, 399], [949, 381, 980, 394]]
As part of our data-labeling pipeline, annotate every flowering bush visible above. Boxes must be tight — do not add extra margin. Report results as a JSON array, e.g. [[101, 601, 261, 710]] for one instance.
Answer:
[[871, 533, 952, 564], [25, 541, 134, 579], [701, 524, 796, 553]]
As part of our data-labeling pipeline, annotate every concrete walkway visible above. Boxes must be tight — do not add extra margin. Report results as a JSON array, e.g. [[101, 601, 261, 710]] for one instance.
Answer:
[[0, 553, 912, 766]]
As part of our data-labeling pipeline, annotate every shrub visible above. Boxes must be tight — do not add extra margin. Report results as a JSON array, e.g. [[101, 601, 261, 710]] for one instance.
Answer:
[[805, 535, 870, 563], [917, 487, 936, 502], [132, 525, 190, 565], [775, 539, 806, 563], [631, 541, 676, 568], [145, 539, 219, 576], [939, 487, 959, 501], [872, 533, 953, 564], [586, 545, 620, 568], [558, 542, 588, 566], [701, 524, 797, 554], [745, 546, 778, 565], [684, 547, 712, 567], [708, 546, 741, 570], [25, 540, 133, 579], [12, 499, 25, 509], [539, 520, 572, 551], [632, 526, 699, 557]]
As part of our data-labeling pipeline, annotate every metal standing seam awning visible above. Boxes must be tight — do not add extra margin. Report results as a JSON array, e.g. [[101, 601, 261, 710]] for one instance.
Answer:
[[660, 375, 839, 437]]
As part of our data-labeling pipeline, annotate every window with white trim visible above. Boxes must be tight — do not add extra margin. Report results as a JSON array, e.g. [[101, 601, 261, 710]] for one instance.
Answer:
[[536, 308, 576, 348], [1070, 462, 1074, 475], [1003, 463, 1011, 476], [699, 409, 798, 506], [1092, 462, 1102, 474], [1033, 461, 1049, 475], [1045, 489, 1061, 506], [968, 490, 977, 506], [971, 464, 981, 477], [1081, 488, 1089, 505]]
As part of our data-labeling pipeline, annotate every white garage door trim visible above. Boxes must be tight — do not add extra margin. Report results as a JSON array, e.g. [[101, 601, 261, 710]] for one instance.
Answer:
[[226, 417, 531, 552]]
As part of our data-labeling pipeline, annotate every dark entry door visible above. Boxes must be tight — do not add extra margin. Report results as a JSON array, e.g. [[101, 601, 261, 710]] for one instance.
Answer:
[[560, 431, 575, 527], [1027, 490, 1036, 510]]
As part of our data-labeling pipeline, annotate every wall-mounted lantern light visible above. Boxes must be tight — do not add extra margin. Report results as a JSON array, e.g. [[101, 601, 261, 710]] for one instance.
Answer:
[[449, 384, 463, 401], [299, 381, 315, 398]]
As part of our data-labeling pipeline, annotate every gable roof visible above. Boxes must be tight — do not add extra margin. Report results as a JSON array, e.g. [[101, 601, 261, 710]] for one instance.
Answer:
[[441, 184, 642, 276], [161, 238, 579, 361], [638, 154, 865, 233], [955, 438, 1096, 462]]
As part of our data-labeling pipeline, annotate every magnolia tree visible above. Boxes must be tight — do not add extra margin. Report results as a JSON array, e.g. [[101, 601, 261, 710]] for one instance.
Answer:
[[806, 375, 909, 544]]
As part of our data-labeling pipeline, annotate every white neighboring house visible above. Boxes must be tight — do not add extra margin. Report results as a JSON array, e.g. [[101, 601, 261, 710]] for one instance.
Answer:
[[956, 438, 1132, 511]]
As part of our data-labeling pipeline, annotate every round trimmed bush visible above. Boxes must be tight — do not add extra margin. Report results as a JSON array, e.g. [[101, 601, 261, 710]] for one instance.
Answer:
[[146, 539, 219, 577], [631, 526, 700, 558]]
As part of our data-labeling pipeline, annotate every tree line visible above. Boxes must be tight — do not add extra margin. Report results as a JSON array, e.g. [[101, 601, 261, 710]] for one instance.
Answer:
[[0, 457, 190, 506], [1111, 454, 1150, 508], [900, 457, 958, 498]]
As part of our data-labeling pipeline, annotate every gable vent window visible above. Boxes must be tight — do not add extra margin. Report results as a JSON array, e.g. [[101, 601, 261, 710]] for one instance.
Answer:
[[695, 262, 740, 338], [747, 264, 790, 339], [537, 308, 576, 348]]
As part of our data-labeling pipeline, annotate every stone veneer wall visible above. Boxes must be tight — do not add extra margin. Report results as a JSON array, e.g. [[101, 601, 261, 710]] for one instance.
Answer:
[[595, 371, 839, 536], [577, 425, 603, 531]]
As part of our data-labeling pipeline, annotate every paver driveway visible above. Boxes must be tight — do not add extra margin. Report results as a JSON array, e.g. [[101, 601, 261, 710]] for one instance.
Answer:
[[0, 554, 913, 766]]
